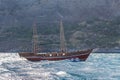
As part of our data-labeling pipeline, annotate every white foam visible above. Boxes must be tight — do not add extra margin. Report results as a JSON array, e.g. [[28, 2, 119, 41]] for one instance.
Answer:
[[0, 53, 120, 80], [56, 71, 67, 77]]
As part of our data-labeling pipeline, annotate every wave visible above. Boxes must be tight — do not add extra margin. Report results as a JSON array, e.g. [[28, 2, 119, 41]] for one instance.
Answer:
[[0, 53, 120, 80]]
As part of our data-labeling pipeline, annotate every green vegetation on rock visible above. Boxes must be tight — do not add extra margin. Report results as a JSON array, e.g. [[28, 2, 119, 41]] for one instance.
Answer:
[[1, 17, 120, 52]]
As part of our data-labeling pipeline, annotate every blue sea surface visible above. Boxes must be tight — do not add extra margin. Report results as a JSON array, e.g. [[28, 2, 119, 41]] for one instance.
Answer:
[[0, 53, 120, 80]]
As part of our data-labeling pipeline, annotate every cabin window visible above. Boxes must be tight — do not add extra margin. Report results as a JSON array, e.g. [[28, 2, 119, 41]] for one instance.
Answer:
[[57, 54, 59, 56], [63, 53, 65, 56], [43, 54, 45, 56], [50, 54, 52, 56]]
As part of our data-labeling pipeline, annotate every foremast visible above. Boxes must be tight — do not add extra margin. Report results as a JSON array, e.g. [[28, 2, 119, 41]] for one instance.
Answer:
[[60, 19, 67, 52], [33, 21, 38, 54]]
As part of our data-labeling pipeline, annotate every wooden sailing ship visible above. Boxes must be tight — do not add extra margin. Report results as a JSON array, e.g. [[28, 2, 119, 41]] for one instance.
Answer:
[[19, 20, 93, 61]]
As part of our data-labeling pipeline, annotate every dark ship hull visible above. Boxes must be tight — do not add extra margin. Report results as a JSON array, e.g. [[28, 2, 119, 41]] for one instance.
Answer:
[[18, 49, 93, 62]]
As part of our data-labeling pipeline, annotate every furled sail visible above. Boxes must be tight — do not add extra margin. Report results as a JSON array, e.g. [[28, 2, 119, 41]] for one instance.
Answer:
[[33, 21, 38, 54], [60, 19, 67, 52]]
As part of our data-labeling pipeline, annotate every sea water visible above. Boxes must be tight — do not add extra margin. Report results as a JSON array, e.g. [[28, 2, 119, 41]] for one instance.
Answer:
[[0, 53, 120, 80]]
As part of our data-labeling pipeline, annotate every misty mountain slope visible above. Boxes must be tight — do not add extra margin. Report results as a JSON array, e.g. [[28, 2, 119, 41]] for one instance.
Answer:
[[0, 0, 120, 52], [1, 0, 120, 26]]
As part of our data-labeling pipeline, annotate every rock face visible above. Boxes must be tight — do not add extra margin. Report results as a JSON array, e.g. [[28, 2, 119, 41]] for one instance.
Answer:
[[0, 0, 120, 52]]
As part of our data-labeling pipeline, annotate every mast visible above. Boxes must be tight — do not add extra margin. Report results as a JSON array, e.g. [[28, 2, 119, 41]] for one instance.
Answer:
[[33, 21, 38, 54], [60, 19, 67, 52]]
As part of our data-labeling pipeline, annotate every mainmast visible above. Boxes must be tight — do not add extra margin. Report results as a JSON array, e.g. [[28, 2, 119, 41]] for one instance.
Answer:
[[60, 19, 67, 52], [33, 21, 38, 54]]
